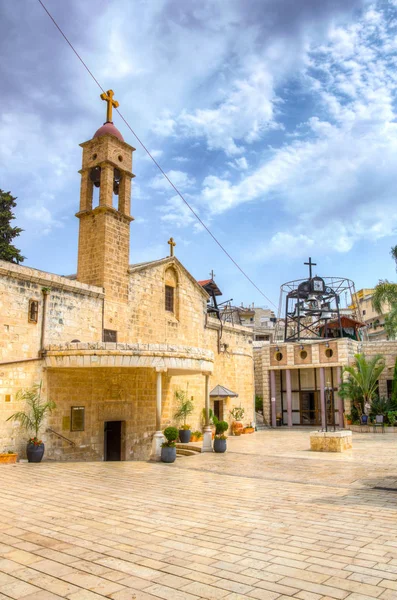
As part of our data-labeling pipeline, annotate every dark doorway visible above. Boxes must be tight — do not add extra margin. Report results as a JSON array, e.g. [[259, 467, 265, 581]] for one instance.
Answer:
[[213, 400, 223, 421], [300, 391, 320, 425], [104, 421, 122, 461]]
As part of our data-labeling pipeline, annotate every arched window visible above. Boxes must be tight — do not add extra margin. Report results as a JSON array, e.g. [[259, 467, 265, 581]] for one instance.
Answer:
[[164, 266, 179, 318]]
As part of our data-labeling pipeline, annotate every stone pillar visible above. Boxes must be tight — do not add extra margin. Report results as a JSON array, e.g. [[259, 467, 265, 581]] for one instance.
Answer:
[[150, 369, 165, 461], [99, 164, 114, 208], [79, 170, 93, 211], [286, 369, 293, 427], [337, 366, 344, 428], [270, 370, 277, 427], [319, 367, 326, 430], [118, 174, 132, 216], [202, 373, 213, 452]]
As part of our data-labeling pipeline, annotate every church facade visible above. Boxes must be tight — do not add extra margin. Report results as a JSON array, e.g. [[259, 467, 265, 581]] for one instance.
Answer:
[[0, 93, 254, 461]]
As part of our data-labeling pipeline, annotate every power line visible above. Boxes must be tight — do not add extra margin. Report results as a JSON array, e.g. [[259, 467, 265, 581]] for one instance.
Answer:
[[37, 0, 277, 310]]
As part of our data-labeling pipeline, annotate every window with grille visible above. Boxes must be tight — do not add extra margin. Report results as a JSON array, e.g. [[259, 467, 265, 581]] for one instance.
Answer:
[[28, 300, 39, 323], [165, 285, 174, 312], [103, 329, 117, 342]]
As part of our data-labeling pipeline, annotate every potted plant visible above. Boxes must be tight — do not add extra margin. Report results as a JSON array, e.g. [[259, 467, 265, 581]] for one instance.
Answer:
[[230, 406, 245, 436], [6, 382, 56, 463], [387, 411, 397, 427], [174, 388, 194, 443], [0, 450, 18, 464], [190, 431, 203, 443], [243, 425, 255, 434], [214, 420, 228, 453], [161, 426, 178, 463], [345, 414, 352, 426]]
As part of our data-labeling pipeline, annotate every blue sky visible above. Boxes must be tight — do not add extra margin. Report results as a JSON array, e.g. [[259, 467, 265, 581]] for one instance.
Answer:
[[1, 0, 397, 311]]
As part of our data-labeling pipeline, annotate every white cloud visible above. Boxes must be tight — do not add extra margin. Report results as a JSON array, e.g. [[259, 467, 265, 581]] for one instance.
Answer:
[[196, 5, 397, 257], [141, 149, 164, 160], [176, 68, 277, 155], [158, 194, 199, 229], [22, 203, 63, 236], [149, 170, 196, 192], [228, 157, 249, 170]]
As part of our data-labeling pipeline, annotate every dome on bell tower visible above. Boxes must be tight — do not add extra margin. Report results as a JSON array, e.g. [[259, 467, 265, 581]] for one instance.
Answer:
[[93, 122, 124, 141]]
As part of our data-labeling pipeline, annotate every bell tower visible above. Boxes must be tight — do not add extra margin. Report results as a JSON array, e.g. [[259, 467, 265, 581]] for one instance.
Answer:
[[76, 90, 135, 304]]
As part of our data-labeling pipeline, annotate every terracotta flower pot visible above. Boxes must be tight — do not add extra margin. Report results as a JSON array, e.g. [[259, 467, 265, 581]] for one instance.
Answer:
[[0, 453, 18, 464], [243, 427, 255, 434], [232, 421, 244, 436]]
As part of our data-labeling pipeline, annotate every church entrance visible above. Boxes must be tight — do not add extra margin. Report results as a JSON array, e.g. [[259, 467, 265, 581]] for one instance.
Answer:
[[104, 421, 123, 461], [213, 400, 223, 421]]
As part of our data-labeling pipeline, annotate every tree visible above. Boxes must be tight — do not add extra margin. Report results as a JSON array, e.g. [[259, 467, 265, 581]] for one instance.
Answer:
[[174, 388, 194, 428], [339, 353, 386, 409], [0, 189, 25, 263], [372, 245, 397, 338], [392, 357, 397, 404], [6, 382, 56, 441]]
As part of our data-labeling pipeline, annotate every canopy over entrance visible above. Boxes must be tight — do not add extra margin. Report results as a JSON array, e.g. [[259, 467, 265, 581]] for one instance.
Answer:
[[210, 385, 238, 397]]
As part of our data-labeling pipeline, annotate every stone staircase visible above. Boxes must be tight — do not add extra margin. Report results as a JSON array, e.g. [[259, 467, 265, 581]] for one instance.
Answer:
[[175, 443, 202, 457]]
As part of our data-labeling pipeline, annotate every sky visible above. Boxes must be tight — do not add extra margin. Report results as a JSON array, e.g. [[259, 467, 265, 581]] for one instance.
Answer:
[[1, 0, 397, 312]]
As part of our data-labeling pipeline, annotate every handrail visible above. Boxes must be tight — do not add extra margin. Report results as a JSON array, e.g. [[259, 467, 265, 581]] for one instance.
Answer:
[[46, 428, 76, 447]]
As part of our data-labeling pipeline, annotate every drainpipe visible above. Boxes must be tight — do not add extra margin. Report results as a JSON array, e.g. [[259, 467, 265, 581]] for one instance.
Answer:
[[40, 287, 50, 357]]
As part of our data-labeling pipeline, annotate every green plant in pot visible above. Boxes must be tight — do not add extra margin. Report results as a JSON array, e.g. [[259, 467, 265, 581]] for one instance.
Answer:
[[174, 388, 194, 443], [161, 426, 178, 463], [6, 382, 56, 463], [213, 420, 228, 453]]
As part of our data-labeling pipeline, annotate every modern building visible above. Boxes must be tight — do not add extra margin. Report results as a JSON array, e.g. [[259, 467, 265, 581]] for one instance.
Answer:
[[350, 288, 392, 340]]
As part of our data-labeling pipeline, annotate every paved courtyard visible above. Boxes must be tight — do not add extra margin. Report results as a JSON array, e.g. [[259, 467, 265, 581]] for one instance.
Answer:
[[1, 431, 397, 600]]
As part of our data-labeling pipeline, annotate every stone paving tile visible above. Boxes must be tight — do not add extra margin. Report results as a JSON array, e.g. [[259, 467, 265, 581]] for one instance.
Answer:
[[1, 431, 397, 600]]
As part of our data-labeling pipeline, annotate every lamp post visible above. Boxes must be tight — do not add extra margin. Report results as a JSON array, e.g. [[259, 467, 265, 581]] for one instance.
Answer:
[[324, 380, 336, 432]]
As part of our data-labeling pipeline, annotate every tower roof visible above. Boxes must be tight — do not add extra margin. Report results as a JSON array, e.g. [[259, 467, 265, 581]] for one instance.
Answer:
[[93, 122, 124, 141]]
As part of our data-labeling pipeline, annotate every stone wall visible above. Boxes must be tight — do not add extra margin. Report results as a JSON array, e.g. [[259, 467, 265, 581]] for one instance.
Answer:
[[0, 261, 103, 362], [0, 258, 254, 460], [361, 340, 397, 398]]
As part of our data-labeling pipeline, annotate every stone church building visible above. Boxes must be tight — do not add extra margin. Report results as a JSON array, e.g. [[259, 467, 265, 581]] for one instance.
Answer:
[[0, 94, 254, 461]]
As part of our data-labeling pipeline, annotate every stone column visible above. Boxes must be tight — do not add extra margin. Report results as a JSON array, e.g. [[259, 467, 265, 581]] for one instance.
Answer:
[[319, 367, 326, 430], [99, 164, 114, 208], [202, 373, 213, 452], [286, 369, 293, 427], [336, 366, 344, 428], [270, 370, 277, 427], [150, 369, 166, 461]]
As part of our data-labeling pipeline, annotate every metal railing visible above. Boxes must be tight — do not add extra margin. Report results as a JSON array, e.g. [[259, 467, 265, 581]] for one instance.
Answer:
[[46, 428, 76, 447]]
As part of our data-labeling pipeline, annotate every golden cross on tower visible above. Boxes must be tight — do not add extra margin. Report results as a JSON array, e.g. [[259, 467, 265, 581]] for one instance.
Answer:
[[168, 237, 176, 257], [100, 89, 119, 123]]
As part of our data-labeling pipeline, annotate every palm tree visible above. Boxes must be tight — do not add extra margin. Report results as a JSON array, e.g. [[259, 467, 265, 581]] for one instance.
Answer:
[[174, 388, 194, 428], [372, 245, 397, 338], [339, 353, 385, 408], [6, 382, 56, 441]]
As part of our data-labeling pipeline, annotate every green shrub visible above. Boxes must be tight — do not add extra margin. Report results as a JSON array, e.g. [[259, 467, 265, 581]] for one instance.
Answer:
[[387, 410, 397, 427], [215, 420, 228, 437], [163, 426, 178, 447], [255, 395, 263, 413]]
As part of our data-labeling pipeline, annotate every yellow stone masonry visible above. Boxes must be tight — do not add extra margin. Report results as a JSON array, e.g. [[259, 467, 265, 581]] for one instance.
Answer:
[[0, 129, 254, 460]]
